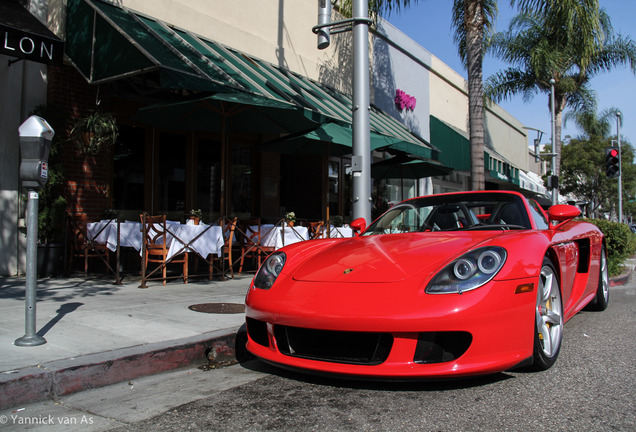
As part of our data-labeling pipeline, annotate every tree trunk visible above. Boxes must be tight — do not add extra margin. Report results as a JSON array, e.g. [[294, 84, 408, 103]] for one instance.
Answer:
[[466, 0, 485, 191]]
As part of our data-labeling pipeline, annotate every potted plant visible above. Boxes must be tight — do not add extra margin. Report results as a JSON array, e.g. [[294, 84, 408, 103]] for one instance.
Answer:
[[284, 211, 296, 227], [69, 110, 119, 155], [331, 215, 344, 228], [189, 208, 203, 224]]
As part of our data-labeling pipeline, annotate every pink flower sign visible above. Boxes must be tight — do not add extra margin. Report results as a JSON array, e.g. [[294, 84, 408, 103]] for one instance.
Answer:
[[395, 89, 416, 111]]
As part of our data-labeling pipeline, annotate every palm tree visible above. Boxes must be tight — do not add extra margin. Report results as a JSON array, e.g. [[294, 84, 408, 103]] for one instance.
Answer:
[[340, 0, 497, 191], [564, 106, 621, 140], [486, 0, 636, 177], [451, 0, 497, 190]]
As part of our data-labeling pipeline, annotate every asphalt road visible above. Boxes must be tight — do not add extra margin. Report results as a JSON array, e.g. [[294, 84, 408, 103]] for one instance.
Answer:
[[3, 284, 634, 432]]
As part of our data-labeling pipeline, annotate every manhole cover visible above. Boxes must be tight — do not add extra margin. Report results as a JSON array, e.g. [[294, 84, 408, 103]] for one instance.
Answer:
[[188, 303, 245, 314]]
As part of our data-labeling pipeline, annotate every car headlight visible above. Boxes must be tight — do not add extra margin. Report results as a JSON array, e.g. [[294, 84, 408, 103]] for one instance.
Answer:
[[253, 252, 286, 289], [425, 247, 507, 294]]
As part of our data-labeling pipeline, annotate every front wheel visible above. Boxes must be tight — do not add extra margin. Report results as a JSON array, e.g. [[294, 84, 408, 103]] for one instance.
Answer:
[[529, 257, 564, 371]]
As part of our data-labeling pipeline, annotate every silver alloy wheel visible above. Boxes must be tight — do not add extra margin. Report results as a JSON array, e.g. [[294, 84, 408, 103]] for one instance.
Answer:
[[600, 248, 609, 303], [536, 264, 563, 358]]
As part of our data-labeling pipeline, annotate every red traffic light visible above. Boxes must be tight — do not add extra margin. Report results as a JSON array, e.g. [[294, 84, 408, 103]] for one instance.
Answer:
[[605, 147, 620, 178]]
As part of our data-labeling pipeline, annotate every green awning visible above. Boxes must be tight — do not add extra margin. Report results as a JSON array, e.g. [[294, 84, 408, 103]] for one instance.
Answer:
[[430, 116, 471, 171], [262, 122, 432, 158], [66, 0, 434, 158], [430, 115, 520, 185], [133, 93, 324, 135]]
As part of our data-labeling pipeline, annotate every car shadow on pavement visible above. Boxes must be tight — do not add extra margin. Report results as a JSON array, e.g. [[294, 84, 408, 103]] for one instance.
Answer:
[[237, 356, 513, 392]]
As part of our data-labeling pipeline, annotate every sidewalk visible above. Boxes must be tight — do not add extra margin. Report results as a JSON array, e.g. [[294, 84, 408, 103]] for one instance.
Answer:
[[0, 273, 252, 409]]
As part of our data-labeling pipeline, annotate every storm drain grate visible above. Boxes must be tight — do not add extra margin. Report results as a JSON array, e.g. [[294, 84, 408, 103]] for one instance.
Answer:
[[188, 303, 245, 314]]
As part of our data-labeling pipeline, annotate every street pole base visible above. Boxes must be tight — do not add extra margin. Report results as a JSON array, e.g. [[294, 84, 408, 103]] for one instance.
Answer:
[[15, 334, 46, 347]]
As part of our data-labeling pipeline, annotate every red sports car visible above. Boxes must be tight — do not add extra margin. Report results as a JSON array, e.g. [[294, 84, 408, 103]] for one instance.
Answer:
[[244, 190, 609, 378]]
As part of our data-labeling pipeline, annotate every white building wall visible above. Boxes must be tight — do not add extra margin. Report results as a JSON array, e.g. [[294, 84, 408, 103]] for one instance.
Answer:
[[0, 56, 48, 275], [428, 57, 470, 133], [372, 19, 431, 142], [485, 103, 529, 171]]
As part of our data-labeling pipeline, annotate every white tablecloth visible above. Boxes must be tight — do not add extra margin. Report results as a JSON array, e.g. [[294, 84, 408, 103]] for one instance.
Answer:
[[328, 225, 354, 238], [88, 220, 143, 252], [164, 223, 224, 261], [88, 221, 224, 261], [260, 225, 309, 249]]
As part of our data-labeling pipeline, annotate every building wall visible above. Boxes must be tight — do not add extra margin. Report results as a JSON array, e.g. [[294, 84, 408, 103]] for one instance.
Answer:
[[484, 104, 529, 171], [372, 19, 431, 143], [372, 18, 529, 180], [119, 0, 348, 91], [0, 50, 49, 275], [47, 64, 113, 219]]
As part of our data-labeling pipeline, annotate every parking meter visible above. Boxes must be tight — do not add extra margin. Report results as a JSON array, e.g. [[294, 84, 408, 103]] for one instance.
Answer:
[[19, 115, 54, 189], [15, 115, 54, 347]]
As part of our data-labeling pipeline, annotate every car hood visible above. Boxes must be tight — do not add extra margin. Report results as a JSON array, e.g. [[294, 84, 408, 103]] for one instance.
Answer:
[[291, 232, 497, 283]]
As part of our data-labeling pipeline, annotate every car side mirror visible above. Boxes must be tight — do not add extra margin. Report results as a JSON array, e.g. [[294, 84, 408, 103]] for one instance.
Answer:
[[548, 204, 581, 229], [350, 218, 366, 236]]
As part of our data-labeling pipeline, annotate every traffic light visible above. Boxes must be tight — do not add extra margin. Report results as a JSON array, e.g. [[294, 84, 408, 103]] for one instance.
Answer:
[[605, 147, 620, 178]]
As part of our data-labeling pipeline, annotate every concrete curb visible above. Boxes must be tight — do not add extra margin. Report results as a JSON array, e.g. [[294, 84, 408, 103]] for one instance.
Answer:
[[610, 260, 634, 287], [0, 327, 240, 410]]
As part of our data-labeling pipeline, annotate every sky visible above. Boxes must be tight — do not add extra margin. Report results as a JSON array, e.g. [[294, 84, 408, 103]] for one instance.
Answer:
[[386, 0, 635, 149]]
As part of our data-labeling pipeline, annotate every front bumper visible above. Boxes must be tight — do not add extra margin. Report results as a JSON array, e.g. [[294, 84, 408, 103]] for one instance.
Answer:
[[245, 276, 538, 378]]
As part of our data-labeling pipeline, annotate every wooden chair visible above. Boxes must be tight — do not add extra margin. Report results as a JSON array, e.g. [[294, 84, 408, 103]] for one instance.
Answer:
[[68, 213, 111, 276], [140, 214, 188, 286], [209, 217, 238, 280], [308, 220, 326, 239], [239, 218, 265, 274]]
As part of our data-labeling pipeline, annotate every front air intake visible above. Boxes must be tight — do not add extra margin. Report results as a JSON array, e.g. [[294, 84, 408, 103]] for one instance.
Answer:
[[274, 325, 393, 365], [413, 331, 472, 364]]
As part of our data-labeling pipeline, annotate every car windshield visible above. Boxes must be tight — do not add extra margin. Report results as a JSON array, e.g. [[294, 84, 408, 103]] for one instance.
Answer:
[[362, 192, 532, 235]]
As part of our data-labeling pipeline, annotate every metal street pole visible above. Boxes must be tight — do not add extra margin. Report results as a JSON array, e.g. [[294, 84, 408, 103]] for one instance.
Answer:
[[313, 1, 372, 223], [14, 190, 46, 346], [351, 0, 371, 223], [617, 111, 623, 223], [550, 78, 558, 206]]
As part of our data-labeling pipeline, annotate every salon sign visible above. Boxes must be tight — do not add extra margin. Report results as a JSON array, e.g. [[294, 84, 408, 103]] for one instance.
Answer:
[[1, 23, 63, 65], [395, 89, 416, 111]]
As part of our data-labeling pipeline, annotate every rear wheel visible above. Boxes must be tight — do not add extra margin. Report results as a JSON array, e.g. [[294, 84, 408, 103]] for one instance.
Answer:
[[586, 247, 609, 311], [529, 257, 563, 371]]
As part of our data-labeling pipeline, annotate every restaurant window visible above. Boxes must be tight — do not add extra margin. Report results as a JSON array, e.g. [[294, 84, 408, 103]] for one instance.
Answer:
[[328, 157, 353, 221], [159, 132, 186, 212], [197, 138, 222, 217], [328, 159, 339, 218], [280, 154, 322, 220], [113, 124, 145, 211]]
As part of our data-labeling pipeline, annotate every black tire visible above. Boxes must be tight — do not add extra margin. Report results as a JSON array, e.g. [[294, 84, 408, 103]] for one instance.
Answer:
[[529, 257, 564, 371], [586, 247, 609, 312]]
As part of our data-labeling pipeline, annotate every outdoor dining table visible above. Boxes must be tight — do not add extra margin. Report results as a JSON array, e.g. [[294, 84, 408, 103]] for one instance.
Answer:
[[327, 224, 354, 238], [87, 220, 225, 260], [163, 223, 225, 261], [257, 224, 310, 249], [88, 220, 143, 252], [87, 219, 226, 285]]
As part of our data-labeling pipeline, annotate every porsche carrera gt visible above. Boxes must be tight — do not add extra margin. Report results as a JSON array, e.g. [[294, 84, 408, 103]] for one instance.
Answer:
[[244, 190, 609, 378]]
